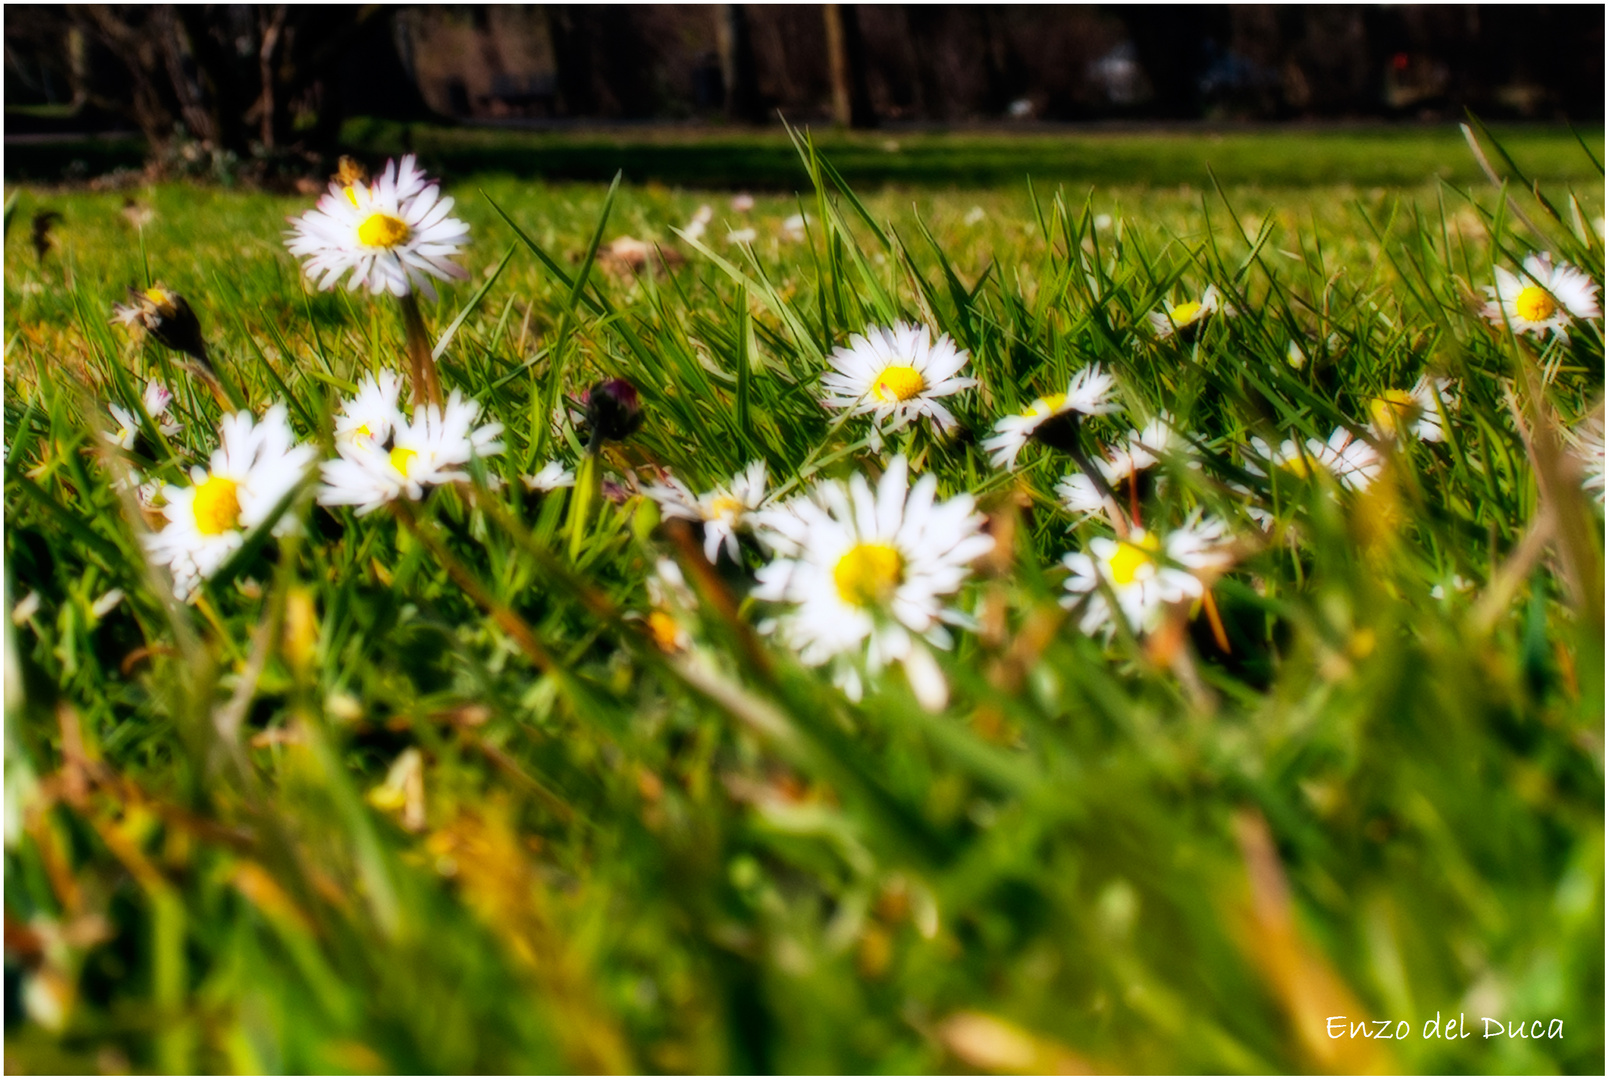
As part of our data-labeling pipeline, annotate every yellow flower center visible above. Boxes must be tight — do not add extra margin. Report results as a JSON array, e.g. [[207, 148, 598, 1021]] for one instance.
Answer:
[[1280, 454, 1314, 479], [1023, 392, 1067, 419], [390, 447, 418, 477], [1106, 533, 1160, 587], [871, 365, 925, 403], [647, 611, 684, 653], [1369, 388, 1420, 436], [709, 494, 744, 519], [833, 542, 904, 607], [353, 423, 373, 439], [1169, 300, 1203, 325], [358, 212, 411, 249], [1514, 284, 1557, 323], [192, 475, 241, 536]]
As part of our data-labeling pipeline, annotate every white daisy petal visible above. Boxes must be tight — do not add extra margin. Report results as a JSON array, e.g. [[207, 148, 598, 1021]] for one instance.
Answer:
[[821, 321, 974, 433], [144, 406, 315, 601], [1060, 513, 1233, 638], [753, 456, 992, 692], [286, 155, 472, 300], [317, 384, 504, 514], [643, 461, 771, 564]]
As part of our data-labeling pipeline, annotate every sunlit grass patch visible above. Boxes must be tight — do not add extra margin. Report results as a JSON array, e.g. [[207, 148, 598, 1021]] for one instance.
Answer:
[[3, 125, 1603, 1074]]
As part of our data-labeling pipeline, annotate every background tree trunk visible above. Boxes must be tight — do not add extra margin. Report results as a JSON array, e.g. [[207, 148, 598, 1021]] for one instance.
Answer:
[[64, 4, 382, 169], [823, 4, 874, 128], [716, 4, 763, 123]]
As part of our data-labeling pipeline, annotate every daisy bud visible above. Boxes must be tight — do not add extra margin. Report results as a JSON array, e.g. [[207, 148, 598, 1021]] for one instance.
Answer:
[[585, 378, 643, 444]]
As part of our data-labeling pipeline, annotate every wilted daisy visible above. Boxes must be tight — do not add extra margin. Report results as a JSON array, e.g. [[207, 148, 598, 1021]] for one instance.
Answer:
[[1246, 427, 1381, 492], [286, 154, 471, 300], [319, 391, 504, 515], [645, 460, 768, 564], [334, 370, 406, 446], [1482, 253, 1601, 341], [1147, 284, 1232, 340], [821, 322, 975, 434], [105, 379, 181, 450], [752, 456, 993, 702], [983, 365, 1120, 469], [1056, 414, 1190, 518], [1061, 513, 1231, 638], [144, 406, 314, 600], [1369, 375, 1456, 443]]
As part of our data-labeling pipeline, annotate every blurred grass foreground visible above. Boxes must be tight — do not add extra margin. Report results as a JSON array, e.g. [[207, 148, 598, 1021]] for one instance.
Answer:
[[2, 123, 1604, 1074]]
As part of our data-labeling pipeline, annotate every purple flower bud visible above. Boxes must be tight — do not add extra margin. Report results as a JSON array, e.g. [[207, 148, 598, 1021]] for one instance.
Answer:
[[585, 378, 643, 444]]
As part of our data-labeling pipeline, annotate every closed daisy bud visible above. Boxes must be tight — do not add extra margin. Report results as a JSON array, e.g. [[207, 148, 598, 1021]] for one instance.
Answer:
[[584, 378, 643, 444]]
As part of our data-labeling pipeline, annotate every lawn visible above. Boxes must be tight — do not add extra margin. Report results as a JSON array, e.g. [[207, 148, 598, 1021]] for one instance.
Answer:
[[3, 126, 1604, 1074]]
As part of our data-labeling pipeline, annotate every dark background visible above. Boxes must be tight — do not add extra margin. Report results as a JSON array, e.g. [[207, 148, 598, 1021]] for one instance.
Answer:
[[4, 5, 1604, 182]]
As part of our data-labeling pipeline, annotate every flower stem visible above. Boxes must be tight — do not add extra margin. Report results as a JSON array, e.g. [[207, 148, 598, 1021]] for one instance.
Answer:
[[398, 293, 441, 409]]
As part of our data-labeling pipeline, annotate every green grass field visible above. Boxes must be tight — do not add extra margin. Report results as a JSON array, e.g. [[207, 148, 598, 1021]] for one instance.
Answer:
[[3, 126, 1604, 1074]]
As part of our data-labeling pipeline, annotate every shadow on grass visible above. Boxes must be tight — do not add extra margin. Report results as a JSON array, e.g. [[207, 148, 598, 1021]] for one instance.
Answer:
[[4, 118, 1602, 191]]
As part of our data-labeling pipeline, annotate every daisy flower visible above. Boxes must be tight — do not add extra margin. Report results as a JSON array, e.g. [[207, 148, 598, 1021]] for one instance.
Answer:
[[111, 284, 212, 368], [682, 204, 714, 242], [523, 461, 577, 492], [105, 379, 181, 450], [1369, 375, 1457, 443], [1147, 284, 1233, 340], [286, 154, 471, 301], [1056, 414, 1190, 518], [144, 406, 315, 600], [1567, 414, 1605, 505], [982, 365, 1121, 469], [1061, 513, 1232, 638], [645, 460, 769, 564], [644, 558, 697, 653], [752, 456, 994, 702], [334, 371, 406, 447], [318, 391, 504, 515], [1246, 427, 1381, 492], [1482, 253, 1601, 341], [821, 322, 976, 434]]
